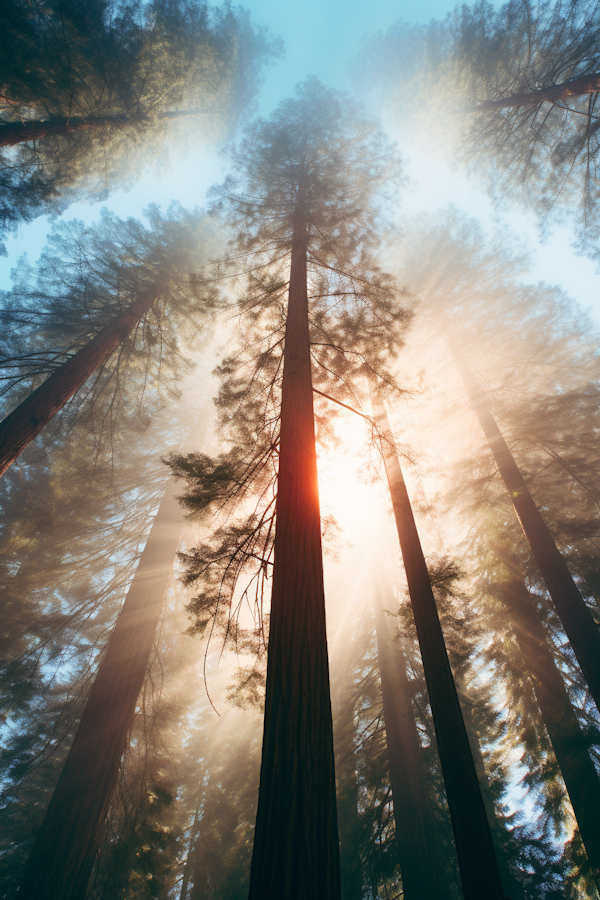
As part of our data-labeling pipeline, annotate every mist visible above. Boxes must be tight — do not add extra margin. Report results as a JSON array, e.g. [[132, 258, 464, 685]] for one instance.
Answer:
[[1, 1, 600, 898]]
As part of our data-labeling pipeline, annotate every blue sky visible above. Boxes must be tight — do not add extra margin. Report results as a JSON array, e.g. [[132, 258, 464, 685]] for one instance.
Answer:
[[1, 0, 599, 317], [246, 0, 460, 110]]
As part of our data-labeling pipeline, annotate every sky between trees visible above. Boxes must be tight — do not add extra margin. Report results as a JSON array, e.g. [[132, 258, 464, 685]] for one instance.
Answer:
[[4, 0, 600, 315], [3, 1, 600, 899]]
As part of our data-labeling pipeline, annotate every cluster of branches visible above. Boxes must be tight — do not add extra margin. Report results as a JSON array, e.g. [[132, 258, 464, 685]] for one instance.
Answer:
[[168, 79, 409, 655], [0, 202, 221, 473], [0, 0, 281, 251], [357, 0, 600, 249]]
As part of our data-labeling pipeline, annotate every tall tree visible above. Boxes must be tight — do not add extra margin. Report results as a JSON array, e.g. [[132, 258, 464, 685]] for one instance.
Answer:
[[492, 557, 600, 892], [369, 386, 505, 900], [446, 335, 600, 720], [394, 208, 600, 892], [0, 0, 280, 251], [372, 572, 453, 900], [331, 645, 365, 900], [357, 0, 600, 245], [0, 388, 198, 896], [167, 79, 408, 898], [0, 205, 218, 476], [16, 410, 209, 900]]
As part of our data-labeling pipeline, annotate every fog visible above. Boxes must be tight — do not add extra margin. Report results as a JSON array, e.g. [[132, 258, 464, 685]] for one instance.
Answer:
[[2, 0, 600, 898]]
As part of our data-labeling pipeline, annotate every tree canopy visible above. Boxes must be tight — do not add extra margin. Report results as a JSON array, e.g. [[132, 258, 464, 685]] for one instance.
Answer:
[[357, 0, 600, 247], [0, 0, 281, 253], [3, 7, 600, 900]]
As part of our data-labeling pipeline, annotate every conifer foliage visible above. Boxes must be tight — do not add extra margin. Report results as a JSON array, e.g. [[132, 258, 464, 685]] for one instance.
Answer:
[[167, 79, 408, 899], [357, 0, 600, 244], [0, 0, 280, 251], [5, 1, 600, 896], [394, 209, 600, 895], [0, 204, 219, 475]]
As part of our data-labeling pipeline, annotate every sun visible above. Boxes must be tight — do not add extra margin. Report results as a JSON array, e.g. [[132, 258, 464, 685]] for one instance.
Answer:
[[317, 411, 389, 538]]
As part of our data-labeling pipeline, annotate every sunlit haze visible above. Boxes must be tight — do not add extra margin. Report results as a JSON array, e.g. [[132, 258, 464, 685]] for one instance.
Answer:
[[3, 0, 600, 897]]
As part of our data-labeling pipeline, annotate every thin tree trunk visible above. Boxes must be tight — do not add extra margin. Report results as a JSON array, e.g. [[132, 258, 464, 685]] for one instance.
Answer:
[[17, 420, 205, 900], [0, 109, 206, 147], [446, 334, 600, 713], [247, 184, 341, 900], [373, 580, 452, 900], [333, 651, 364, 900], [369, 387, 505, 900], [179, 807, 201, 900], [498, 563, 600, 889], [452, 668, 526, 900], [335, 723, 363, 900], [0, 294, 154, 478], [465, 72, 600, 112]]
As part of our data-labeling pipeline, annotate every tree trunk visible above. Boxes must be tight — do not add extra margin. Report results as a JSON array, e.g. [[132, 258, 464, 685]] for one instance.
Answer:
[[247, 184, 341, 900], [332, 652, 364, 900], [179, 807, 201, 900], [0, 109, 205, 147], [498, 564, 600, 890], [16, 419, 204, 900], [451, 666, 526, 900], [0, 294, 154, 478], [373, 579, 452, 900], [466, 72, 600, 112], [370, 387, 505, 900], [446, 334, 600, 714]]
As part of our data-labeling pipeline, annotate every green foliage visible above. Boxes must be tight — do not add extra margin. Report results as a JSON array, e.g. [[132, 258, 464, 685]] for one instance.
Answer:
[[0, 203, 220, 453], [168, 80, 410, 653], [395, 208, 600, 894], [357, 0, 600, 244], [0, 0, 281, 250]]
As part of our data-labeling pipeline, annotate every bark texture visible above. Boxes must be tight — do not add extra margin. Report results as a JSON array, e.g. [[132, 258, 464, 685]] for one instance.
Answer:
[[370, 388, 505, 900], [0, 293, 154, 478], [17, 453, 192, 900], [447, 335, 600, 714], [247, 188, 341, 900], [373, 583, 452, 900], [466, 72, 600, 112], [0, 109, 203, 147]]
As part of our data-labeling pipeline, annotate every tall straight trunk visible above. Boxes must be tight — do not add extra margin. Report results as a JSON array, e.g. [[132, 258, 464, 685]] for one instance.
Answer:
[[498, 565, 600, 888], [373, 579, 452, 900], [179, 807, 202, 900], [0, 293, 154, 477], [370, 387, 505, 900], [465, 72, 600, 112], [0, 109, 203, 147], [447, 335, 600, 713], [247, 186, 341, 900], [17, 422, 204, 900], [332, 653, 363, 900], [451, 668, 526, 900], [335, 726, 363, 900]]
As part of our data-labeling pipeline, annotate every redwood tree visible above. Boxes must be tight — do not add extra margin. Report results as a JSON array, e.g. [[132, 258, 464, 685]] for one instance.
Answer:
[[16, 412, 209, 900], [167, 79, 408, 898], [372, 574, 452, 900], [369, 387, 505, 900], [446, 335, 600, 716], [0, 0, 280, 250], [394, 208, 600, 891], [0, 206, 218, 476]]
